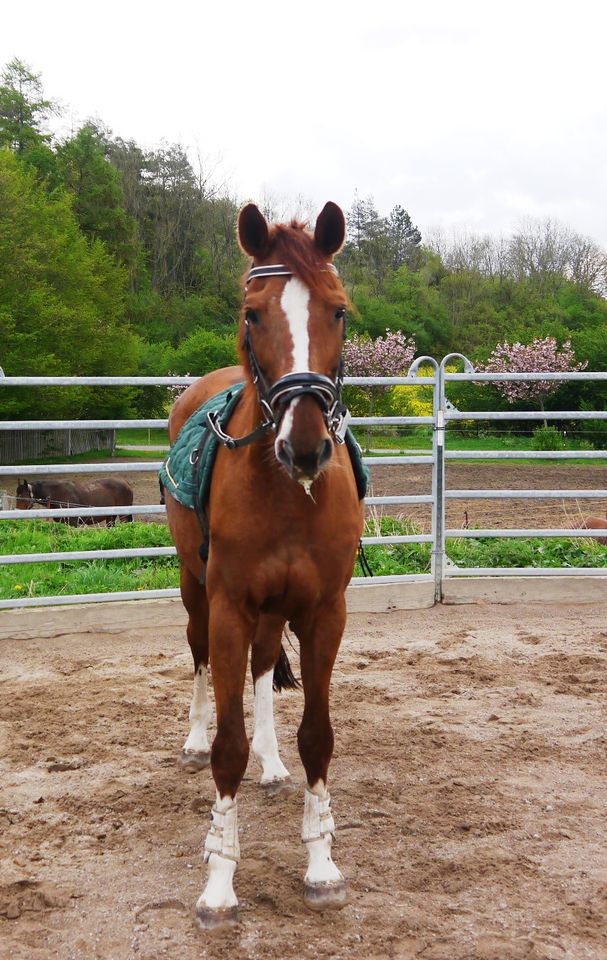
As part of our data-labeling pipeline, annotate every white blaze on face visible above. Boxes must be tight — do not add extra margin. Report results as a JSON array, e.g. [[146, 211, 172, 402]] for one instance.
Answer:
[[280, 277, 311, 373], [275, 278, 311, 452]]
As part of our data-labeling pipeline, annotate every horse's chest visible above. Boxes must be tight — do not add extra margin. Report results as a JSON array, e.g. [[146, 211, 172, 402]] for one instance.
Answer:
[[210, 531, 344, 613]]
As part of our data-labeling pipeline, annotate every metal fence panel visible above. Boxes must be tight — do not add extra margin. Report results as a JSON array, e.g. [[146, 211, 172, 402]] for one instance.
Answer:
[[2, 361, 607, 609]]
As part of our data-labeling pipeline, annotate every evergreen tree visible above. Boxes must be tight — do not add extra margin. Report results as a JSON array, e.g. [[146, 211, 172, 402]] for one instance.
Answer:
[[0, 58, 57, 153], [56, 123, 138, 275]]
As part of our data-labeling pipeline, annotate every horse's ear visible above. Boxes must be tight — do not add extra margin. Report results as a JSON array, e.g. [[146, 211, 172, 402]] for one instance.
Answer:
[[314, 202, 346, 257], [238, 204, 270, 259]]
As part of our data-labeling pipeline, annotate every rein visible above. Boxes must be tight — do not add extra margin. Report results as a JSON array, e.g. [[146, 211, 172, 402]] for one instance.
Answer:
[[206, 263, 350, 451]]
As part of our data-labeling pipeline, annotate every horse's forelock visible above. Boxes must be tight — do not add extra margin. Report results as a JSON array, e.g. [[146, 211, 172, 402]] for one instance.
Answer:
[[263, 222, 345, 303]]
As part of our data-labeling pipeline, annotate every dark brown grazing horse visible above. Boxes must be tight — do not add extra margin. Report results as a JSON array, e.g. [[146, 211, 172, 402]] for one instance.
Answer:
[[15, 478, 133, 525], [163, 202, 364, 927]]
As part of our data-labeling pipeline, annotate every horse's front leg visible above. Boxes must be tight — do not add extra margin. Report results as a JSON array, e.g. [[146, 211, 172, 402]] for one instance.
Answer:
[[251, 614, 291, 791], [195, 593, 252, 929], [295, 598, 348, 911], [179, 567, 211, 772]]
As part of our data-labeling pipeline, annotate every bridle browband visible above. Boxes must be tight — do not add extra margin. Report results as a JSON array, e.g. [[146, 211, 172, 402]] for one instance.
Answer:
[[206, 263, 350, 450]]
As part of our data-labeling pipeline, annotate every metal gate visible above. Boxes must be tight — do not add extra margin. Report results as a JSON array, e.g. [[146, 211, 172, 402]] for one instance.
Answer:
[[2, 359, 607, 610]]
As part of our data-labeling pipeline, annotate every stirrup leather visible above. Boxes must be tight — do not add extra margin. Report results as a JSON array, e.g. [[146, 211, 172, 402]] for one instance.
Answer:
[[203, 801, 240, 863]]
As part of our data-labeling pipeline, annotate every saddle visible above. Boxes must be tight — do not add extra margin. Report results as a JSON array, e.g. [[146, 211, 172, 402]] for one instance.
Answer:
[[159, 383, 368, 560]]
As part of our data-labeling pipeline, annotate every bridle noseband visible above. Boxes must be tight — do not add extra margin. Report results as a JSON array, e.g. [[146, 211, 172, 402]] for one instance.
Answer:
[[206, 263, 350, 450]]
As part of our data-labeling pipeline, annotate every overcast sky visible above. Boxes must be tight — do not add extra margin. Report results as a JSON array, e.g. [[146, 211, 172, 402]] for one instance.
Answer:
[[3, 0, 606, 246]]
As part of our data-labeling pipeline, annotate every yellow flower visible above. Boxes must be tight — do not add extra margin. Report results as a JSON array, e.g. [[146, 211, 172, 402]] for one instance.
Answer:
[[14, 584, 23, 590]]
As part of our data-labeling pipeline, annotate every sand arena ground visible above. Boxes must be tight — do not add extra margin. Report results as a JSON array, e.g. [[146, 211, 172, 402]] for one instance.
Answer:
[[1, 598, 606, 960]]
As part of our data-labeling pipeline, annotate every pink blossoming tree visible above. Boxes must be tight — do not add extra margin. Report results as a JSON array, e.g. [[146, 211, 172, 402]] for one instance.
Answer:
[[343, 329, 416, 448], [480, 337, 587, 423]]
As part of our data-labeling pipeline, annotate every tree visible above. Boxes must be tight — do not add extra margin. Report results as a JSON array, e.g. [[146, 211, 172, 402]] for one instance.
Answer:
[[342, 330, 416, 449], [0, 150, 137, 419], [55, 124, 138, 274], [171, 328, 238, 376], [0, 58, 57, 153], [346, 192, 382, 252], [387, 204, 422, 269], [480, 337, 587, 422], [341, 194, 422, 297]]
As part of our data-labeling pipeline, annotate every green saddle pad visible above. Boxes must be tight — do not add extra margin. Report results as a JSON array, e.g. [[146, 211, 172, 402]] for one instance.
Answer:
[[159, 383, 369, 512]]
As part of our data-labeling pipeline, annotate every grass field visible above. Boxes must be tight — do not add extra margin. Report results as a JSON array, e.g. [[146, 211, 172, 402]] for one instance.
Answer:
[[2, 517, 606, 602], [115, 427, 168, 445]]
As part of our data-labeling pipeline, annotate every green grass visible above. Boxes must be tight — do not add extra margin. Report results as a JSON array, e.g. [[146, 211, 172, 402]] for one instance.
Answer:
[[115, 428, 168, 445], [354, 516, 607, 576], [2, 516, 606, 601], [4, 447, 165, 467], [0, 520, 179, 600]]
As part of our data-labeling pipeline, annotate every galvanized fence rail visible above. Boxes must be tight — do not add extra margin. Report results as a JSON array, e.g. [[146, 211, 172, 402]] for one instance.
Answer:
[[2, 360, 607, 609]]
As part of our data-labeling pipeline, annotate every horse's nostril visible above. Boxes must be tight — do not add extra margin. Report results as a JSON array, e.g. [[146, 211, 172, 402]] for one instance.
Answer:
[[318, 438, 333, 468], [276, 438, 294, 468]]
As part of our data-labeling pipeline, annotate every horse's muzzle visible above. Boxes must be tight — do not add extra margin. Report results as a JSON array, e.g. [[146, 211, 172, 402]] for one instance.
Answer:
[[275, 436, 333, 481]]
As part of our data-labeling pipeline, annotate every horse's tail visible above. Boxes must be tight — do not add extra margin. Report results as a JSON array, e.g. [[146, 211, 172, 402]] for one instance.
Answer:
[[272, 645, 299, 692]]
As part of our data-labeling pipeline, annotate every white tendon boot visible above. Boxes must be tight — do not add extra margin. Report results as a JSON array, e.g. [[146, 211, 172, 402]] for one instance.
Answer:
[[195, 796, 240, 928], [301, 785, 347, 910]]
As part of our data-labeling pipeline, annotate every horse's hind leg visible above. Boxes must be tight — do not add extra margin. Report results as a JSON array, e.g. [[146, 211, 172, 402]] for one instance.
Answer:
[[294, 598, 348, 911], [179, 566, 211, 772], [251, 614, 291, 791]]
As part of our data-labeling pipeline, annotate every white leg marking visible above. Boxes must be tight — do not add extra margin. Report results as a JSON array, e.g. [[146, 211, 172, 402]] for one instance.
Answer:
[[197, 792, 239, 911], [252, 669, 290, 784], [183, 665, 211, 755], [302, 780, 343, 885]]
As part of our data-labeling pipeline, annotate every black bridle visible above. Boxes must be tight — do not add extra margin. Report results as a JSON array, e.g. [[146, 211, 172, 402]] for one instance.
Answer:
[[206, 263, 350, 450]]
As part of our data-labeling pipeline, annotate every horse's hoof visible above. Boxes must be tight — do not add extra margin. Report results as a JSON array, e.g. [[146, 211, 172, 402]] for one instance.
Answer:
[[261, 776, 295, 797], [195, 904, 239, 930], [304, 879, 348, 911], [180, 749, 210, 773]]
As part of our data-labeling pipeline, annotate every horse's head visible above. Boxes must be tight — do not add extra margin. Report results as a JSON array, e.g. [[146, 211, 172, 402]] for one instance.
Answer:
[[238, 202, 348, 485], [15, 478, 34, 509]]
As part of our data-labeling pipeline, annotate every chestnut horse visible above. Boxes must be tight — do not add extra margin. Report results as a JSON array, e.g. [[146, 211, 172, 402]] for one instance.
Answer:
[[163, 202, 363, 926], [15, 477, 133, 525]]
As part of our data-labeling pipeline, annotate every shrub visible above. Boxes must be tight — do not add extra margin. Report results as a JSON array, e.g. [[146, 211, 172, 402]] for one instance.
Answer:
[[531, 425, 566, 451]]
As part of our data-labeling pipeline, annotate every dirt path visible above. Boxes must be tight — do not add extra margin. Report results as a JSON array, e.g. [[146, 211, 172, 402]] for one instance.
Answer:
[[1, 602, 606, 959]]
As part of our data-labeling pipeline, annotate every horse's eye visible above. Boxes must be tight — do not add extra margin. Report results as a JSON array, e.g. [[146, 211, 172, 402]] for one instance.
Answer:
[[334, 307, 346, 322], [245, 309, 259, 326]]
